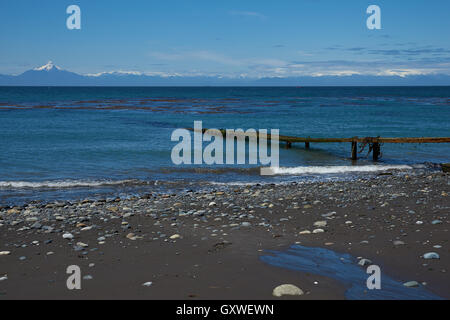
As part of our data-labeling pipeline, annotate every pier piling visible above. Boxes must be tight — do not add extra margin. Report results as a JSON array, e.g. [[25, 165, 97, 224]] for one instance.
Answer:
[[351, 141, 358, 160], [372, 143, 380, 161]]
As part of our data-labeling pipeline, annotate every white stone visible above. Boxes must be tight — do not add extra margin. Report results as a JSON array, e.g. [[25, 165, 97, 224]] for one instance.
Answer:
[[313, 221, 327, 227], [76, 242, 88, 248], [272, 284, 304, 297], [358, 258, 372, 266], [423, 252, 440, 259]]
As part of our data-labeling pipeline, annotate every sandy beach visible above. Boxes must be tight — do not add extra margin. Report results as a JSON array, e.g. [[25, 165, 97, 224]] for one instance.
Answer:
[[0, 169, 448, 300]]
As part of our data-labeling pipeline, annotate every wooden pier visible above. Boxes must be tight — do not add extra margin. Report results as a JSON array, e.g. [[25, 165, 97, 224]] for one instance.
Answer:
[[188, 128, 450, 161], [275, 135, 450, 161]]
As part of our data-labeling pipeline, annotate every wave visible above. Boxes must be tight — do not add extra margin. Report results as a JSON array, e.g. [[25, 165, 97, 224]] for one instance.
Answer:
[[0, 179, 147, 189], [266, 164, 413, 175]]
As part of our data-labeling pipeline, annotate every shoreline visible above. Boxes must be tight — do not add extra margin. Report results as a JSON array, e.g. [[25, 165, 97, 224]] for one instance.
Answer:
[[0, 170, 448, 299], [0, 162, 444, 207]]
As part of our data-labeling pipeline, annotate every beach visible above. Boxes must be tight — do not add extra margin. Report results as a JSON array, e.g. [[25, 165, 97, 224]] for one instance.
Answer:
[[1, 169, 448, 299], [1, 0, 450, 305]]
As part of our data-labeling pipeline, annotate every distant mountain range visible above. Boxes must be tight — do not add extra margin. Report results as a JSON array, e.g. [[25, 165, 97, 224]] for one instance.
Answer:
[[1, 61, 449, 86]]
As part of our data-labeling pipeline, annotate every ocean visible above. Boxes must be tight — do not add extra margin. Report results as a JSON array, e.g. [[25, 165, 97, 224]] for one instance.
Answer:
[[0, 86, 449, 205]]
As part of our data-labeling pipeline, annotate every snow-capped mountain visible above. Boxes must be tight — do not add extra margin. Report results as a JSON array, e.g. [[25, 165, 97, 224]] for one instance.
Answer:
[[4, 61, 85, 85], [0, 61, 449, 86], [33, 61, 63, 71]]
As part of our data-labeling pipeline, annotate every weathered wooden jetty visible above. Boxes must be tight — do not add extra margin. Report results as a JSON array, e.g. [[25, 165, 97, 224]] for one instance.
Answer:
[[189, 128, 450, 161], [276, 135, 450, 161]]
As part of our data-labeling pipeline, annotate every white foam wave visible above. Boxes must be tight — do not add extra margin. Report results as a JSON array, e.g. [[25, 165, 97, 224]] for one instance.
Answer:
[[0, 179, 140, 189], [267, 165, 412, 175]]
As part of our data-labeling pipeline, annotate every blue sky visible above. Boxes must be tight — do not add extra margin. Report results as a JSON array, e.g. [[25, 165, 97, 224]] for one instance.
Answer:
[[1, 0, 449, 77]]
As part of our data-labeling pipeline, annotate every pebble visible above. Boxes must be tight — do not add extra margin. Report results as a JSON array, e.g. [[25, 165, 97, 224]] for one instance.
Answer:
[[62, 233, 74, 240], [272, 284, 304, 297], [298, 230, 311, 235], [0, 275, 7, 281], [241, 222, 251, 227], [431, 220, 442, 225], [126, 233, 137, 240], [313, 221, 327, 227], [76, 242, 88, 248], [0, 251, 11, 256], [312, 228, 324, 233], [403, 281, 419, 288], [423, 252, 440, 259], [358, 258, 372, 266], [142, 282, 153, 287], [169, 234, 181, 240], [321, 212, 336, 218], [393, 240, 405, 246], [31, 222, 42, 229]]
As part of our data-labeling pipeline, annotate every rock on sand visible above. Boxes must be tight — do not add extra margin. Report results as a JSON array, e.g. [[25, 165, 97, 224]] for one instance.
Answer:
[[272, 284, 304, 297]]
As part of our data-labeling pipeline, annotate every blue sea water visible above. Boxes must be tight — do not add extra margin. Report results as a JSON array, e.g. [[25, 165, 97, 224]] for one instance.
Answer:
[[0, 86, 449, 205]]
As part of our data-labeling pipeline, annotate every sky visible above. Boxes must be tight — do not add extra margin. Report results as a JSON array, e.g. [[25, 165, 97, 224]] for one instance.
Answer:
[[1, 0, 450, 78]]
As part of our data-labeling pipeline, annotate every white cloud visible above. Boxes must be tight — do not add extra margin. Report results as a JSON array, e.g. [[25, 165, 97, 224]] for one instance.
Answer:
[[142, 49, 450, 78]]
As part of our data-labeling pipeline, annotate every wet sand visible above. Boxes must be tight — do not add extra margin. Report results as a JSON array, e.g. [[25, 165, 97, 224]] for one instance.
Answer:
[[0, 170, 448, 299]]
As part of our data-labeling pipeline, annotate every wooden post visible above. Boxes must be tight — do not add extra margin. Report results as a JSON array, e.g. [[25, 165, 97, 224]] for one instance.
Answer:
[[351, 141, 357, 160], [305, 142, 310, 149], [286, 142, 292, 149], [442, 163, 450, 173], [372, 143, 380, 161]]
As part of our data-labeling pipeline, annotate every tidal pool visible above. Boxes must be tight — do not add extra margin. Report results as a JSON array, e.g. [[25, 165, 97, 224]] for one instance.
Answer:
[[261, 245, 442, 300]]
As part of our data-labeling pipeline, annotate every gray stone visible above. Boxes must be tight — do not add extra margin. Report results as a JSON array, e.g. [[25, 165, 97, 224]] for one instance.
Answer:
[[272, 284, 304, 297], [403, 281, 419, 288]]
